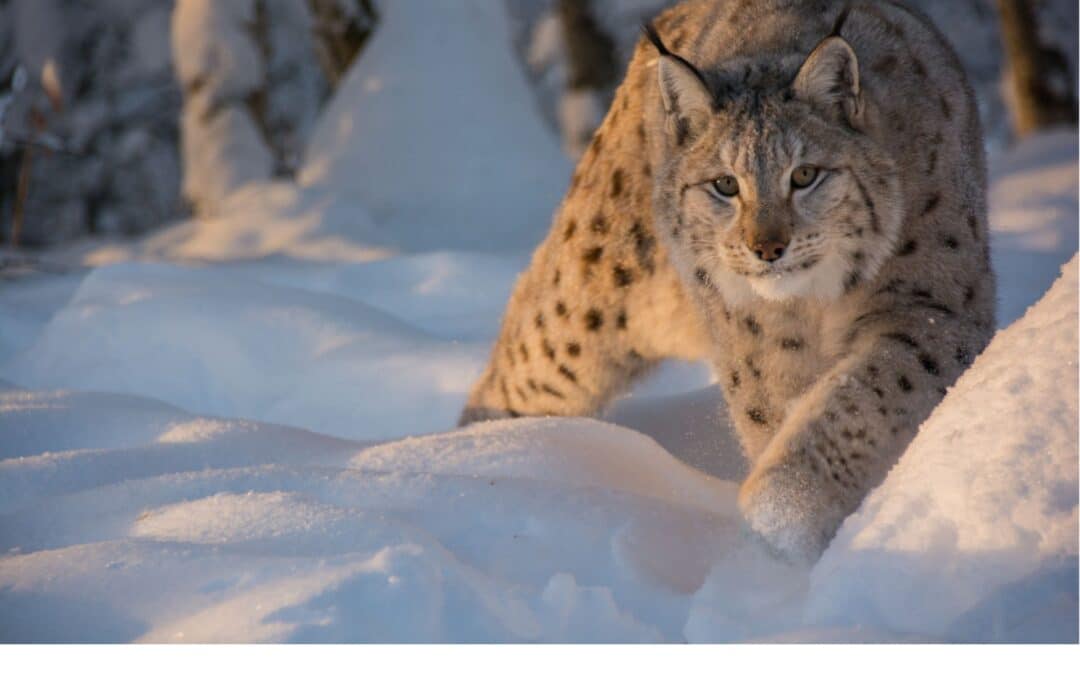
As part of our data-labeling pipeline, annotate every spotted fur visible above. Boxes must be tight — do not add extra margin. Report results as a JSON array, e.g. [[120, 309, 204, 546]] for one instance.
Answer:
[[460, 0, 995, 561]]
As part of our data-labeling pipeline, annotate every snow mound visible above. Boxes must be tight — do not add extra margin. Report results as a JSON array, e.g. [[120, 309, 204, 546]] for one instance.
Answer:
[[0, 386, 761, 643], [350, 417, 735, 514], [804, 255, 1079, 643], [299, 0, 571, 253], [1, 261, 495, 440], [130, 491, 354, 545]]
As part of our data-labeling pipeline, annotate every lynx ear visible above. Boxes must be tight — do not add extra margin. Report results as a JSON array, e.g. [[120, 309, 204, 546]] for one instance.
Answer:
[[644, 24, 714, 146], [793, 36, 861, 124]]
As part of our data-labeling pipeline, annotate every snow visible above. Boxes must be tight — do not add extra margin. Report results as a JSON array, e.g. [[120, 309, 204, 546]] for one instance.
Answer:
[[172, 0, 275, 214], [1, 261, 492, 440], [0, 395, 741, 642], [298, 0, 572, 253], [81, 181, 390, 265], [171, 1, 265, 103], [805, 256, 1079, 643], [171, 0, 330, 215], [989, 130, 1080, 326], [0, 2, 1077, 644]]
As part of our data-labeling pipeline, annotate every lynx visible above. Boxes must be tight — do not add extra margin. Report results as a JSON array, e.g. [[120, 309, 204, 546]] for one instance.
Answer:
[[461, 0, 994, 561]]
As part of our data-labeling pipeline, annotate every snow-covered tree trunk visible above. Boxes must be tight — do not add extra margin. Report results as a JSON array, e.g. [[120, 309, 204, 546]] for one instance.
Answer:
[[172, 0, 334, 217], [173, 0, 271, 217]]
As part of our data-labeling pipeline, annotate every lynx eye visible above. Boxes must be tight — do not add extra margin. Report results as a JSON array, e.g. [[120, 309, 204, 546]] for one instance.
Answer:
[[711, 175, 740, 198], [791, 165, 820, 189]]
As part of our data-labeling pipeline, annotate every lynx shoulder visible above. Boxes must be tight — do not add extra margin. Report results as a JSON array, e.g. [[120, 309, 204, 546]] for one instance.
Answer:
[[461, 0, 994, 560]]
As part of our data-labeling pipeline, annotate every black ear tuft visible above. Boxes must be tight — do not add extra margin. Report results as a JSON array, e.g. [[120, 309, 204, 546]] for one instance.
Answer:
[[642, 22, 671, 57], [646, 20, 716, 145], [829, 5, 852, 37], [642, 22, 709, 90]]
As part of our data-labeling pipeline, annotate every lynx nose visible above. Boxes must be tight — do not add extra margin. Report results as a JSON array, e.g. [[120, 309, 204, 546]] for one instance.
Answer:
[[750, 239, 788, 262]]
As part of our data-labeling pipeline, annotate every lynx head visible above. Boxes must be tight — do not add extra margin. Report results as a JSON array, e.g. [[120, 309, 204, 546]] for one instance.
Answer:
[[646, 24, 902, 304]]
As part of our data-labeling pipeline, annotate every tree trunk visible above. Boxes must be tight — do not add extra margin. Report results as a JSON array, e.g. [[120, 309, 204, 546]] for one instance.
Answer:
[[997, 0, 1077, 138], [557, 0, 617, 92], [555, 0, 618, 158], [307, 0, 378, 86]]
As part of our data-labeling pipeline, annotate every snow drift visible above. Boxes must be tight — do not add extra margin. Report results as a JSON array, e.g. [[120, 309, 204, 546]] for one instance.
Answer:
[[1, 254, 1074, 642]]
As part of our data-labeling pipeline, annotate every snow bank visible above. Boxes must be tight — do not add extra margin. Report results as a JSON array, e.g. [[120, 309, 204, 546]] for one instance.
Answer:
[[804, 256, 1079, 643]]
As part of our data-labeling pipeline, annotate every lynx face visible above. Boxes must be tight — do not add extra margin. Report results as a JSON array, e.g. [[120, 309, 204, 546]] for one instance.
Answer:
[[651, 34, 903, 303]]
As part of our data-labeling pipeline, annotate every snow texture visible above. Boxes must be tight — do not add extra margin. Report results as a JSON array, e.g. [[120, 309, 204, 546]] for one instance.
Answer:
[[0, 2, 1076, 644]]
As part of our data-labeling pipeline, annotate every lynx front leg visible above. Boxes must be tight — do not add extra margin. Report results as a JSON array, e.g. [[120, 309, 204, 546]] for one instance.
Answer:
[[460, 210, 709, 425], [737, 311, 988, 560]]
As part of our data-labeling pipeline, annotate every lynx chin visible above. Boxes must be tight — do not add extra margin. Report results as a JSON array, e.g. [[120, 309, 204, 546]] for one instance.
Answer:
[[460, 0, 994, 561]]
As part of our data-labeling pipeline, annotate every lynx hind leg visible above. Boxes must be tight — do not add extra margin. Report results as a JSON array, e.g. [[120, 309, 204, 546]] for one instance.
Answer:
[[461, 148, 710, 423], [460, 224, 708, 424]]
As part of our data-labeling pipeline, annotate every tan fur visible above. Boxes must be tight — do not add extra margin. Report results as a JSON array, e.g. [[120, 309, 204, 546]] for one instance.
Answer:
[[461, 0, 994, 561]]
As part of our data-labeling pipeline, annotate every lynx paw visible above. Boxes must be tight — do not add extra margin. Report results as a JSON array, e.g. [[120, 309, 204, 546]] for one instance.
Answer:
[[737, 460, 845, 563], [457, 406, 516, 427]]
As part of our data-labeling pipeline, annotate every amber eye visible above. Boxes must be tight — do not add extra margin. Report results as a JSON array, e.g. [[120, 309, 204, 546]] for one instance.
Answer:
[[711, 175, 740, 198], [791, 165, 820, 189]]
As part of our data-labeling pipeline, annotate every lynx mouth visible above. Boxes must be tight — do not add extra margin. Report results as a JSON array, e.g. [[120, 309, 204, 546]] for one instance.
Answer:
[[749, 255, 822, 279], [741, 252, 848, 301]]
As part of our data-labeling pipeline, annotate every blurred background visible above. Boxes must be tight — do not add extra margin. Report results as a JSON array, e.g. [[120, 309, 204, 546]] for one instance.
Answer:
[[0, 0, 1076, 251]]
